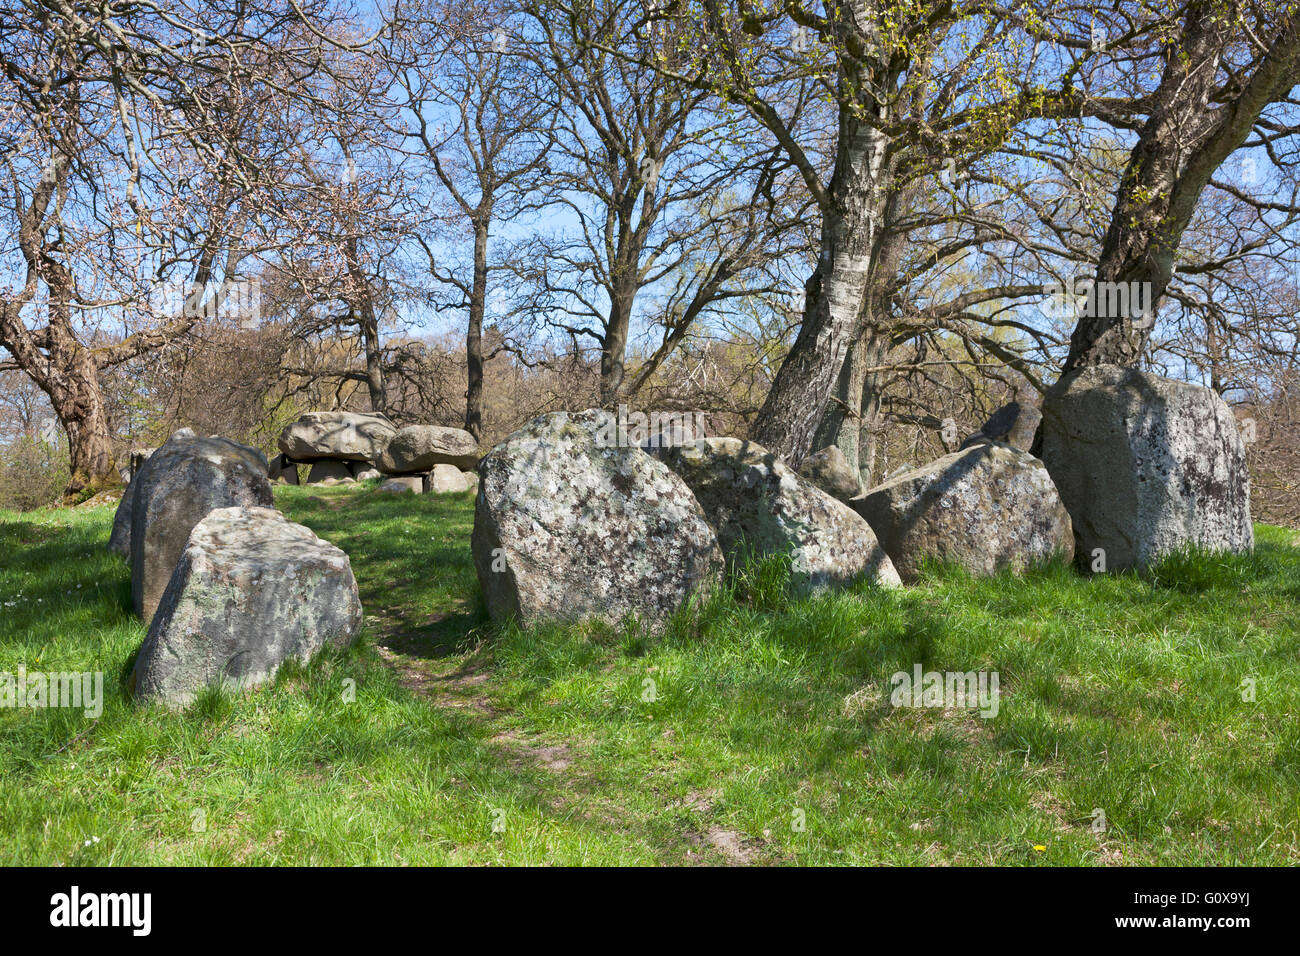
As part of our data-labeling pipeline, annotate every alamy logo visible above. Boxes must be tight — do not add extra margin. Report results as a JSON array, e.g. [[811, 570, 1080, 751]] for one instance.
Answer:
[[890, 665, 1000, 718], [50, 886, 151, 936], [1041, 277, 1154, 328], [593, 404, 708, 449], [0, 667, 104, 718]]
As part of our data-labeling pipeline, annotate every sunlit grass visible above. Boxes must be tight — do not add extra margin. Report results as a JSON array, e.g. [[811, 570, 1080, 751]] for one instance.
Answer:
[[1, 489, 1297, 865]]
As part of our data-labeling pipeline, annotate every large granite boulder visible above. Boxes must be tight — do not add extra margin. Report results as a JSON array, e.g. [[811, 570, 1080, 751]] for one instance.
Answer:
[[851, 442, 1073, 582], [130, 507, 362, 709], [473, 410, 723, 629], [278, 411, 396, 462], [663, 438, 900, 592], [130, 434, 273, 622], [109, 428, 195, 558], [798, 445, 863, 502], [1040, 365, 1253, 571], [961, 401, 1041, 452], [378, 424, 478, 473]]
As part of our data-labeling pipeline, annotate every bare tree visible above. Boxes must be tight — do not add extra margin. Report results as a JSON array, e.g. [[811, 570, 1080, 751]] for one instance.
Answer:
[[388, 0, 552, 439], [519, 0, 806, 407], [0, 0, 358, 494], [1064, 0, 1300, 371]]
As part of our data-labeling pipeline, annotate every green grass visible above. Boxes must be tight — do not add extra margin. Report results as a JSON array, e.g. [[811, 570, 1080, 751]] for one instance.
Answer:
[[2, 485, 1298, 865]]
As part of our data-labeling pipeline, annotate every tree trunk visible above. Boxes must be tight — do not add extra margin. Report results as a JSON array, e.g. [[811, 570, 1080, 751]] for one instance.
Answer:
[[812, 333, 869, 470], [346, 235, 387, 414], [40, 299, 117, 496], [51, 349, 116, 497], [601, 282, 635, 406], [858, 374, 884, 488], [465, 222, 489, 440], [1063, 3, 1300, 372], [813, 182, 910, 477], [751, 117, 888, 467]]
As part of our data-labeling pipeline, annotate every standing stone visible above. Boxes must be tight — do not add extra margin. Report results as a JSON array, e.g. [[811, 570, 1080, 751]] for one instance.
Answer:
[[961, 401, 1042, 452], [1040, 365, 1253, 570], [130, 434, 273, 622], [461, 470, 480, 494], [131, 507, 362, 709], [278, 411, 396, 462], [473, 410, 723, 629], [664, 437, 900, 592], [378, 424, 479, 473], [110, 429, 195, 558], [306, 459, 353, 484], [851, 443, 1073, 582], [429, 463, 471, 493], [798, 445, 863, 502], [269, 453, 299, 485]]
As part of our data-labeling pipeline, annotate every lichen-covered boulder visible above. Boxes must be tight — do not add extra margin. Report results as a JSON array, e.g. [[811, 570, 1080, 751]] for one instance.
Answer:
[[798, 445, 863, 502], [130, 434, 273, 622], [473, 410, 723, 629], [378, 424, 478, 473], [110, 428, 195, 558], [852, 443, 1072, 582], [663, 437, 900, 592], [429, 463, 470, 493], [278, 411, 396, 462], [130, 507, 362, 709], [1040, 365, 1253, 570], [961, 401, 1041, 452]]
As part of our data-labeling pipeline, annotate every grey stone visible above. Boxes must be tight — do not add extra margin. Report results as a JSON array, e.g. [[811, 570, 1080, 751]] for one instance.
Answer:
[[306, 459, 353, 484], [278, 411, 396, 462], [798, 445, 863, 502], [378, 476, 423, 494], [664, 437, 900, 592], [851, 442, 1073, 582], [129, 433, 273, 622], [109, 430, 194, 559], [130, 506, 362, 709], [268, 453, 299, 484], [1040, 365, 1253, 571], [429, 463, 471, 493], [378, 424, 478, 473], [351, 465, 381, 481], [473, 409, 723, 629], [961, 401, 1042, 452]]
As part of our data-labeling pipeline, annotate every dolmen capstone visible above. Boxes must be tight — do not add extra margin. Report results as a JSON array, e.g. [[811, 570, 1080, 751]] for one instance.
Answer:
[[276, 411, 396, 485], [1039, 365, 1253, 571], [663, 438, 900, 591], [472, 410, 723, 630], [274, 412, 479, 491], [120, 431, 274, 622], [851, 442, 1073, 582], [378, 424, 479, 472], [130, 506, 362, 709]]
